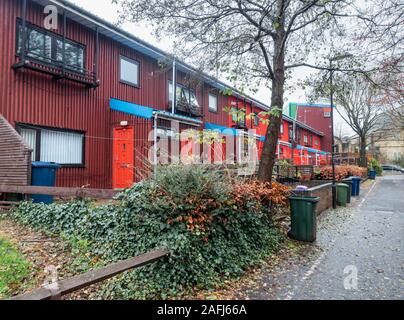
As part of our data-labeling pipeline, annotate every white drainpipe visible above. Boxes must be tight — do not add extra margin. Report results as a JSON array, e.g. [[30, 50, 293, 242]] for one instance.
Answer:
[[153, 112, 158, 177], [172, 58, 176, 114]]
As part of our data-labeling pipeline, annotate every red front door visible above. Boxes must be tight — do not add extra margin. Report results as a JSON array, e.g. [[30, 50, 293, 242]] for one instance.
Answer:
[[113, 127, 134, 189]]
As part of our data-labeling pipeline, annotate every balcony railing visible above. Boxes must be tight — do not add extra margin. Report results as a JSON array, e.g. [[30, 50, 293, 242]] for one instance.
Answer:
[[168, 101, 203, 118], [13, 51, 99, 88]]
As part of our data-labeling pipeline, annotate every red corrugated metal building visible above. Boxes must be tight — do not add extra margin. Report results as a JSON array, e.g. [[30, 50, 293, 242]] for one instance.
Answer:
[[0, 0, 330, 190]]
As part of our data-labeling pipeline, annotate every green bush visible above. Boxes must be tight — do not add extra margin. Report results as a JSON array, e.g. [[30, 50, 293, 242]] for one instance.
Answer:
[[10, 165, 283, 299], [0, 237, 32, 298], [368, 158, 383, 176]]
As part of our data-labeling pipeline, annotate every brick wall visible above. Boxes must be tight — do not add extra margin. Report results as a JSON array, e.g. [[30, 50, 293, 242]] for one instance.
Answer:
[[0, 115, 32, 186], [291, 183, 332, 215]]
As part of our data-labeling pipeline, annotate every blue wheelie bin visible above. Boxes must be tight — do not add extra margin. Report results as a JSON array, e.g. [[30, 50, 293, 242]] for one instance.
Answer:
[[369, 170, 377, 180], [351, 176, 362, 197], [31, 162, 61, 204]]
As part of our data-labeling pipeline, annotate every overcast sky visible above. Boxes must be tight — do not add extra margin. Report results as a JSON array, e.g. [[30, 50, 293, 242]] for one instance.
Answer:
[[69, 0, 353, 136]]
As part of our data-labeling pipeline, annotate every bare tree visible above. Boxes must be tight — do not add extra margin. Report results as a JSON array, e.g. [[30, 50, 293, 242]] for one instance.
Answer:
[[312, 74, 385, 167], [112, 0, 365, 181], [378, 72, 404, 131]]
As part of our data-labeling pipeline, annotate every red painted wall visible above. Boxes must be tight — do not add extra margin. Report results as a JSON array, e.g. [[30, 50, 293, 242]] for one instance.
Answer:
[[0, 0, 329, 189], [0, 0, 167, 188], [296, 105, 332, 152]]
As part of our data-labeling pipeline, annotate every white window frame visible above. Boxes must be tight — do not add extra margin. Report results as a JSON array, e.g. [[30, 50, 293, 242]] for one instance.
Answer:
[[208, 93, 218, 112], [120, 56, 140, 87], [168, 81, 200, 108], [17, 124, 85, 166]]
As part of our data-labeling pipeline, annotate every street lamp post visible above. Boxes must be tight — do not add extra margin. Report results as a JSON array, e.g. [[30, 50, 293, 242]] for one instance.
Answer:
[[329, 53, 353, 209], [329, 60, 337, 209]]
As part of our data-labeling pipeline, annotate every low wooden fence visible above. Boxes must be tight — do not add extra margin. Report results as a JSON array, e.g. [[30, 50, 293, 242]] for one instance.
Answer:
[[11, 248, 169, 300], [0, 185, 118, 200]]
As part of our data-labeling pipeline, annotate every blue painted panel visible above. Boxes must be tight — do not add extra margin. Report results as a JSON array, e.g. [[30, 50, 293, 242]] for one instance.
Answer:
[[204, 122, 238, 136], [110, 98, 154, 119]]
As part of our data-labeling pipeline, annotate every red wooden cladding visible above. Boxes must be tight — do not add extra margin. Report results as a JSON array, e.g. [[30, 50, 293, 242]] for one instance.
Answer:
[[0, 0, 166, 188], [0, 0, 327, 189]]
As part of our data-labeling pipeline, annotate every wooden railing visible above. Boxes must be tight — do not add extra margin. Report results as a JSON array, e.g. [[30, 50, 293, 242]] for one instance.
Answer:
[[0, 185, 118, 200], [11, 248, 169, 300]]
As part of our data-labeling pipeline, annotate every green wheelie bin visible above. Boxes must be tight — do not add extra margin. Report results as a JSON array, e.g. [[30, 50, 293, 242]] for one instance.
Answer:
[[288, 196, 320, 242], [336, 183, 350, 207], [341, 179, 352, 204]]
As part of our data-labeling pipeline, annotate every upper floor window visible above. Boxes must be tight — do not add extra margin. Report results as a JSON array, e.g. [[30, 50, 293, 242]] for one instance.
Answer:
[[17, 19, 85, 73], [304, 135, 308, 144], [168, 81, 200, 108], [253, 113, 260, 126], [280, 123, 284, 134], [120, 56, 140, 87], [231, 107, 238, 123], [208, 94, 218, 112]]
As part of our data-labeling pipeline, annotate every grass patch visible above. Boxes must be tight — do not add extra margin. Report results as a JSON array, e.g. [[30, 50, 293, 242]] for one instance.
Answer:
[[0, 237, 32, 299]]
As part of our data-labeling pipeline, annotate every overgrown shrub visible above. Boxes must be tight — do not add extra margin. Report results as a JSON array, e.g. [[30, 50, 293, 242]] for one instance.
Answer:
[[368, 158, 383, 175], [11, 165, 287, 299], [315, 165, 368, 181]]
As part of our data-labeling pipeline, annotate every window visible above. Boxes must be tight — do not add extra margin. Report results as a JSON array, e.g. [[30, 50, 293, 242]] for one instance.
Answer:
[[315, 139, 319, 146], [304, 135, 308, 144], [231, 107, 238, 123], [309, 135, 313, 145], [168, 82, 200, 108], [253, 113, 260, 126], [120, 56, 140, 87], [324, 111, 331, 118], [280, 124, 284, 134], [17, 20, 85, 73], [208, 94, 218, 112], [288, 125, 294, 141], [18, 125, 84, 166]]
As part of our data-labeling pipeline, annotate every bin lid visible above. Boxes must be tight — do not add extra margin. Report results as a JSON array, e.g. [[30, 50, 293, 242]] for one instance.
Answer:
[[32, 162, 61, 169], [289, 196, 320, 203], [337, 183, 349, 188], [352, 176, 362, 180]]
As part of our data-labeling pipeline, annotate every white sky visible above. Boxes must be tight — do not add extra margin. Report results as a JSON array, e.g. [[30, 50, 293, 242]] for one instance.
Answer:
[[70, 0, 352, 136]]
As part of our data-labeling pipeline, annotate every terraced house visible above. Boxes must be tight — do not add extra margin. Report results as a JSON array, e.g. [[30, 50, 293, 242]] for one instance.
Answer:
[[0, 0, 330, 190]]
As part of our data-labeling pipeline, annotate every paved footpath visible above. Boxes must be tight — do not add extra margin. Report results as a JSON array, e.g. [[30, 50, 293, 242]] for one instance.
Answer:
[[241, 174, 404, 300]]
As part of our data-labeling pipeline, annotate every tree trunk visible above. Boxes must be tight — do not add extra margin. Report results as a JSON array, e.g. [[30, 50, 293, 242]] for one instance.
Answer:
[[258, 36, 285, 182], [359, 136, 367, 167]]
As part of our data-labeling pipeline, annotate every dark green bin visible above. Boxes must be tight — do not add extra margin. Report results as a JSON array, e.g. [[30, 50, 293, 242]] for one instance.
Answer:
[[288, 196, 320, 242], [341, 179, 352, 204], [336, 183, 350, 207]]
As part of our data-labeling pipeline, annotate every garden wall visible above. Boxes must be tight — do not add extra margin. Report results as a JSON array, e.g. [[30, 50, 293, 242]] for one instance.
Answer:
[[291, 183, 333, 215]]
